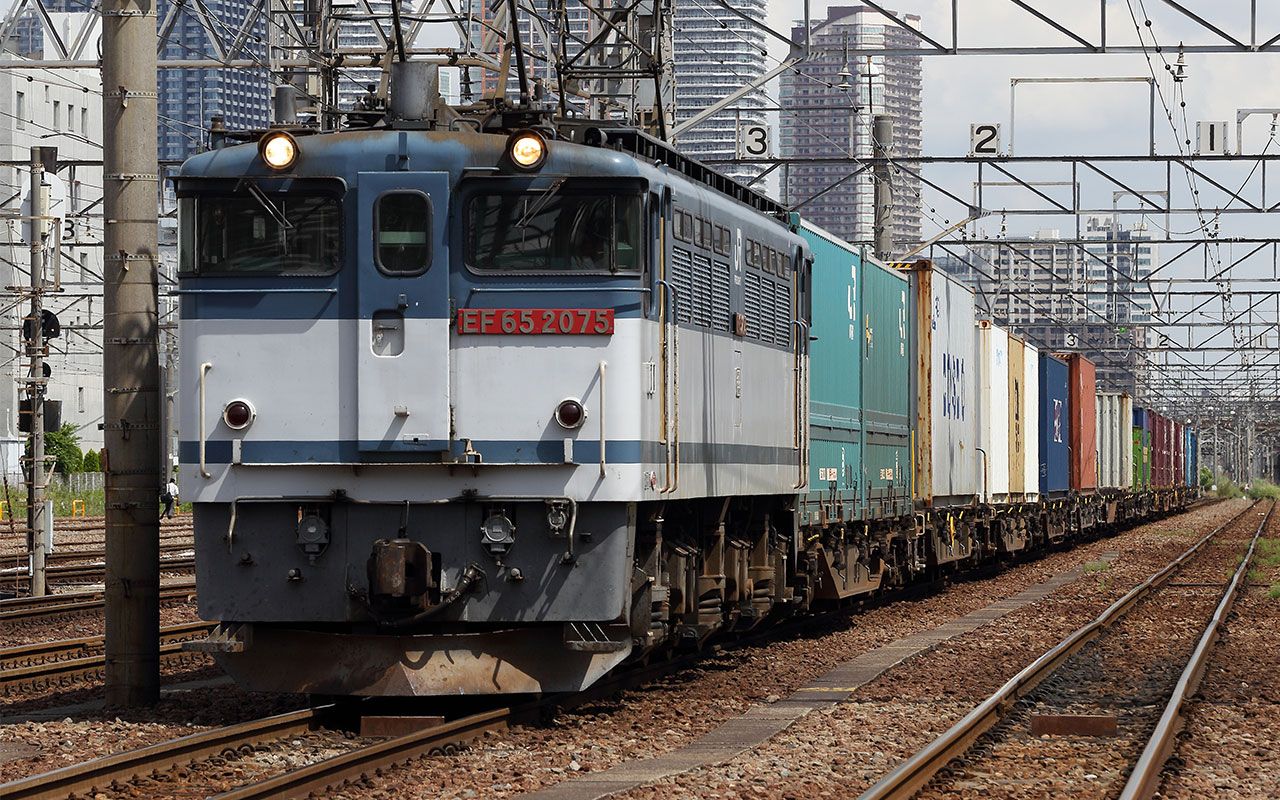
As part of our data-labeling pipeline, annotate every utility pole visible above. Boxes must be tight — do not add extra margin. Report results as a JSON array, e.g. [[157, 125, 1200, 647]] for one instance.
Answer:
[[872, 114, 894, 262], [103, 0, 162, 706], [25, 147, 51, 598]]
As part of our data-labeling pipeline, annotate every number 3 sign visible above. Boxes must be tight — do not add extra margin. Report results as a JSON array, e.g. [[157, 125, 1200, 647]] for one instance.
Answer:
[[736, 123, 771, 159]]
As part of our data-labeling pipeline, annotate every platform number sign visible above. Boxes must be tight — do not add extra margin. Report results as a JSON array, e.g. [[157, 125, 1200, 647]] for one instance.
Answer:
[[1196, 121, 1228, 155], [736, 122, 771, 160], [969, 123, 1000, 157]]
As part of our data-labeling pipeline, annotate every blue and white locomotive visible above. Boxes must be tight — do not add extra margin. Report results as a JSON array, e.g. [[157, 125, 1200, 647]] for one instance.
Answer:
[[179, 78, 815, 695]]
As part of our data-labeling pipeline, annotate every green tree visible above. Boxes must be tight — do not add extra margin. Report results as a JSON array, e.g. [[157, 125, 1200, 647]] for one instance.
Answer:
[[82, 449, 101, 472], [44, 423, 84, 475]]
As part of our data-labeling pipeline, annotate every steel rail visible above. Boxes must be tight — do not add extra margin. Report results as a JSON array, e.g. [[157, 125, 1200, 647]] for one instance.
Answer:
[[0, 556, 196, 589], [0, 707, 328, 800], [0, 581, 196, 622], [1119, 502, 1276, 800], [857, 499, 1264, 800], [208, 708, 515, 800], [0, 622, 213, 694]]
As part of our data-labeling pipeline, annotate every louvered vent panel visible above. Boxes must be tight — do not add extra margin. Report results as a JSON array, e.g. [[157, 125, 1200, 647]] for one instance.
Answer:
[[744, 272, 764, 341], [712, 261, 731, 332], [670, 248, 694, 324], [773, 279, 792, 347], [692, 253, 714, 328]]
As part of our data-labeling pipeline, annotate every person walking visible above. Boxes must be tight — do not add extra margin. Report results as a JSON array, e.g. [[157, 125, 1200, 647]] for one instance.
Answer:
[[162, 477, 179, 519]]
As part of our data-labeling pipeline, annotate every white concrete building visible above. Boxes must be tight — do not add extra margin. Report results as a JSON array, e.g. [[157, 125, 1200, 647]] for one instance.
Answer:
[[0, 13, 106, 478]]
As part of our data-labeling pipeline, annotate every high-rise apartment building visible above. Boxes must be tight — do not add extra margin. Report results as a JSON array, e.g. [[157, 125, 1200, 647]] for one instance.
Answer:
[[936, 216, 1157, 393], [5, 0, 271, 163], [156, 0, 271, 163], [780, 6, 922, 249], [0, 16, 108, 475], [671, 0, 768, 182]]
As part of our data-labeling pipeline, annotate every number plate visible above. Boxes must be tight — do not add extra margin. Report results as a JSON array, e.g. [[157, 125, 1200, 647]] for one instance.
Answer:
[[456, 308, 615, 335]]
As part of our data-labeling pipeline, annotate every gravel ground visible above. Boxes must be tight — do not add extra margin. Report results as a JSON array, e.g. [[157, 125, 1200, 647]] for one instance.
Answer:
[[0, 685, 308, 782], [911, 506, 1266, 800], [0, 597, 203, 649], [0, 501, 1244, 799], [1157, 504, 1280, 799], [600, 500, 1256, 800], [313, 500, 1246, 800], [0, 515, 193, 560]]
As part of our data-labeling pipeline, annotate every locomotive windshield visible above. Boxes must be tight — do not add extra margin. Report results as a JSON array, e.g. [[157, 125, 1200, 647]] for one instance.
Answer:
[[179, 190, 342, 276], [467, 189, 641, 274]]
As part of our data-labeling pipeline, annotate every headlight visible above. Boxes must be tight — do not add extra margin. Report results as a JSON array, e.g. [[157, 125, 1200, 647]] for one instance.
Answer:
[[507, 130, 547, 170], [259, 131, 298, 170], [223, 399, 256, 430], [554, 398, 586, 429]]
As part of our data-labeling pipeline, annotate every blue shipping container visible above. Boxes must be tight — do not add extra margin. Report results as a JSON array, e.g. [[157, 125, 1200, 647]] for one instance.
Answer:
[[1038, 354, 1070, 495], [1186, 428, 1197, 487]]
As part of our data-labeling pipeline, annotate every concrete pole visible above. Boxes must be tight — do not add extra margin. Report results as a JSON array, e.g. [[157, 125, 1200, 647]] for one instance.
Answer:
[[26, 147, 49, 597], [872, 114, 894, 262], [103, 0, 161, 707]]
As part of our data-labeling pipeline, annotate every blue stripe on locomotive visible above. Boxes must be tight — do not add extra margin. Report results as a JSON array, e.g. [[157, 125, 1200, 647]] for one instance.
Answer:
[[1038, 354, 1070, 496], [800, 224, 912, 522]]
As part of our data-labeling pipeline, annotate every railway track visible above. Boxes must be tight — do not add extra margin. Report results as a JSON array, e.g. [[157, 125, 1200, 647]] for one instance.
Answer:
[[858, 498, 1274, 800], [0, 580, 197, 624], [0, 606, 827, 799], [0, 620, 213, 696], [1, 501, 1232, 799], [0, 555, 196, 593]]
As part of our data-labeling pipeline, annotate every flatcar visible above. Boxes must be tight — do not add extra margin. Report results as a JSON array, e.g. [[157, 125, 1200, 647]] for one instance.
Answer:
[[181, 64, 1198, 696]]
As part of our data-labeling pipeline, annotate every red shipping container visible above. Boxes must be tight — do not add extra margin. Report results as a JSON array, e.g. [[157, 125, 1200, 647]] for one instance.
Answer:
[[1152, 412, 1172, 488], [1059, 353, 1098, 492]]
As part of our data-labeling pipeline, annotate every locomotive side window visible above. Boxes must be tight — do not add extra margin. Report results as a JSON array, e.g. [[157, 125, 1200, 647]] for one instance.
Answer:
[[375, 191, 431, 275], [467, 191, 642, 274], [181, 192, 341, 275]]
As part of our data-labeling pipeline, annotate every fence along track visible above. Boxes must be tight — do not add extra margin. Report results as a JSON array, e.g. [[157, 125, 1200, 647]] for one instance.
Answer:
[[858, 499, 1269, 800]]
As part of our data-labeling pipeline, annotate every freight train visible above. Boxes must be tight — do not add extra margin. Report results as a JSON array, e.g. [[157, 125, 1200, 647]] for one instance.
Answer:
[[179, 69, 1199, 696]]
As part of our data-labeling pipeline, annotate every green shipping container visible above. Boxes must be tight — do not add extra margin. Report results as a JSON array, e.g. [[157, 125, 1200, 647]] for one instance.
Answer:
[[799, 223, 912, 522], [1132, 408, 1152, 489]]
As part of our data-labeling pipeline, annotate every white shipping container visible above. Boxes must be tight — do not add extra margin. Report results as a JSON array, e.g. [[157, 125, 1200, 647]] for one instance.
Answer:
[[923, 267, 979, 504], [1096, 391, 1132, 489], [976, 321, 1010, 502], [1121, 394, 1133, 488], [1022, 344, 1040, 501]]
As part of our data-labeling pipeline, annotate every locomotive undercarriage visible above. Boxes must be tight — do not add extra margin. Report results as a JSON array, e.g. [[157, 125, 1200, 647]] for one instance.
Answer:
[[190, 488, 1200, 696]]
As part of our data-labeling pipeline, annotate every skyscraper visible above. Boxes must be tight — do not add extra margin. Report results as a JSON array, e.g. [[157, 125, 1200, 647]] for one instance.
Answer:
[[671, 0, 768, 182], [780, 6, 922, 249], [935, 217, 1157, 393], [156, 0, 271, 164]]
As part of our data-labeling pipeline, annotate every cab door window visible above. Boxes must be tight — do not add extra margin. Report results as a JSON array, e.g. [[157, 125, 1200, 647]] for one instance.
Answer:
[[375, 191, 432, 275]]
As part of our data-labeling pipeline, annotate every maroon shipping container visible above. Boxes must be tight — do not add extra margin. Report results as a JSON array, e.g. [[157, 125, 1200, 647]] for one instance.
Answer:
[[1152, 412, 1173, 488], [1059, 353, 1098, 492]]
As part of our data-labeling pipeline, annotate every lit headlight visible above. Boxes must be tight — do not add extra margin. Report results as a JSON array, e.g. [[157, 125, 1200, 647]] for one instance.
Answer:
[[507, 130, 547, 170], [259, 131, 298, 170]]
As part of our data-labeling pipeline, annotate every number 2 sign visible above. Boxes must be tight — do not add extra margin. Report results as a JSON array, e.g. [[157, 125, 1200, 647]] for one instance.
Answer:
[[969, 123, 1000, 157]]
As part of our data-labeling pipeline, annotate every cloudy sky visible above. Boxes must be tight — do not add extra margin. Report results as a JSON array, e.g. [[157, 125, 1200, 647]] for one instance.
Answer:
[[750, 1, 1280, 248]]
